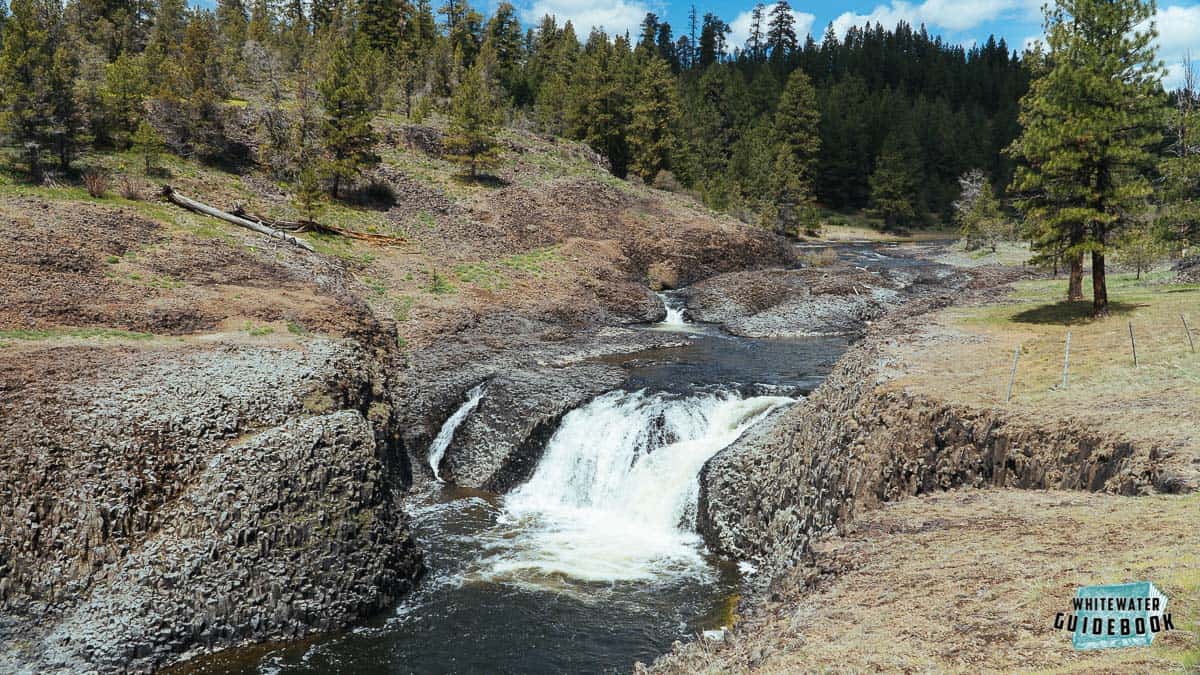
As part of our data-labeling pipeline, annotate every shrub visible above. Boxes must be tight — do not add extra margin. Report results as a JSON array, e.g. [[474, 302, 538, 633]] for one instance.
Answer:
[[118, 175, 141, 200], [83, 170, 109, 198]]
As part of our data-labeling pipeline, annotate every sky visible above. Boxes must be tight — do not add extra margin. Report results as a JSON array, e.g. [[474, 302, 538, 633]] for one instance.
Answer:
[[499, 0, 1200, 88]]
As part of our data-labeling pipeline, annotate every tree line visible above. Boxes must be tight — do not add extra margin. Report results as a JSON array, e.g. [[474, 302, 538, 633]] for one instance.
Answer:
[[0, 0, 1195, 312]]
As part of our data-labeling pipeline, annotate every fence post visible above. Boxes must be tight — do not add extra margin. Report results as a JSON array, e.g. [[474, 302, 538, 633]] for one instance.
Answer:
[[1062, 331, 1072, 389], [1129, 322, 1138, 368], [1184, 315, 1195, 354], [1007, 346, 1020, 402]]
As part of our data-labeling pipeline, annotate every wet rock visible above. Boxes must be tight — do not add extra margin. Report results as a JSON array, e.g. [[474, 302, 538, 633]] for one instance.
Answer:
[[439, 363, 627, 492]]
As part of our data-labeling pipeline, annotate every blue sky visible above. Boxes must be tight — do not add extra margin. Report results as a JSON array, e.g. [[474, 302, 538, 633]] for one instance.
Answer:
[[187, 0, 1200, 87], [497, 0, 1200, 87]]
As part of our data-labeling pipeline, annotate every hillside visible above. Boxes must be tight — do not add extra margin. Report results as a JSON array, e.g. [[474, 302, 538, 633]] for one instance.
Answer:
[[0, 122, 792, 672]]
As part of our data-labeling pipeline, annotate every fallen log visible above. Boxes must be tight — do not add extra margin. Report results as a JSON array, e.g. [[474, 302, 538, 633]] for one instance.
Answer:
[[161, 186, 316, 252], [231, 207, 411, 248]]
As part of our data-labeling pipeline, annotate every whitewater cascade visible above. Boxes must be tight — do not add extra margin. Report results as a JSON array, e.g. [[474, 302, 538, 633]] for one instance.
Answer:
[[656, 292, 689, 329], [479, 389, 792, 585], [427, 383, 487, 480]]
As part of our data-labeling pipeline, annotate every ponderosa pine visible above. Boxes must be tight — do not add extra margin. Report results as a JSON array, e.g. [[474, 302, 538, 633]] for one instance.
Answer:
[[1008, 0, 1166, 313]]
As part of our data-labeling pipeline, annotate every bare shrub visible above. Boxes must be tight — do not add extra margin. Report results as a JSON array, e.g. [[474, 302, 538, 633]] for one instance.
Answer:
[[118, 175, 141, 200], [800, 247, 839, 267], [83, 170, 109, 198]]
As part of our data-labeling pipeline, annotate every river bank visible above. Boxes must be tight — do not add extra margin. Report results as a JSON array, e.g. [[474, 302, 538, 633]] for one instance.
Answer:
[[0, 126, 800, 672], [648, 266, 1200, 673]]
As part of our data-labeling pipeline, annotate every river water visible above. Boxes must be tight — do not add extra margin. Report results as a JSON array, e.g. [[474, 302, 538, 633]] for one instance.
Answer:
[[198, 246, 941, 674]]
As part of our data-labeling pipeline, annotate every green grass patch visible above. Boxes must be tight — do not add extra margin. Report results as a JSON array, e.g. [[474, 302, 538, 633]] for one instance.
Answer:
[[0, 327, 156, 342], [454, 246, 562, 290]]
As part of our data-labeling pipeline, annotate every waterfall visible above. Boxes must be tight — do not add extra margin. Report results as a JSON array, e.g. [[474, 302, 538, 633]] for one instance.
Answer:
[[428, 383, 486, 480], [656, 292, 689, 328], [478, 390, 792, 584]]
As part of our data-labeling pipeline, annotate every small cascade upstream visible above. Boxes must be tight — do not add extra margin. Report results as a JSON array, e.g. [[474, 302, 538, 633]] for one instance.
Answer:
[[478, 389, 793, 585], [653, 292, 692, 330], [427, 383, 486, 480]]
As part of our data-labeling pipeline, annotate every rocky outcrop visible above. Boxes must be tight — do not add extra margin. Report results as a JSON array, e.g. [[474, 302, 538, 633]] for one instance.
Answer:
[[1174, 256, 1200, 283], [438, 363, 627, 492], [696, 302, 1167, 578], [0, 340, 421, 673], [683, 264, 962, 337], [23, 412, 418, 673]]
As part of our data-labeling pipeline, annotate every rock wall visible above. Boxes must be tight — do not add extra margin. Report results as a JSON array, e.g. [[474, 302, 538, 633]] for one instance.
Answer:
[[697, 310, 1166, 577], [0, 340, 421, 673]]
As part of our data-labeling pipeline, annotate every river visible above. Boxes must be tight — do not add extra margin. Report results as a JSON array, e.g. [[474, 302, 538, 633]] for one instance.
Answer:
[[199, 243, 933, 674]]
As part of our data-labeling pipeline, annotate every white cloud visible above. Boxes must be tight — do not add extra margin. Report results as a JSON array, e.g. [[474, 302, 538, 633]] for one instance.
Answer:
[[1154, 4, 1200, 89], [831, 0, 1033, 37], [1022, 3, 1200, 89], [517, 0, 653, 39], [728, 3, 817, 50]]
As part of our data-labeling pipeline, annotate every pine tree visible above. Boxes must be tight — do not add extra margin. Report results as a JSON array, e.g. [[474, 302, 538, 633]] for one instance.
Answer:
[[102, 53, 151, 147], [444, 45, 502, 178], [772, 69, 820, 200], [628, 55, 678, 182], [486, 3, 523, 98], [1008, 0, 1165, 313], [747, 3, 765, 61], [47, 44, 85, 171], [131, 118, 165, 173], [868, 126, 923, 230], [0, 0, 64, 179], [764, 69, 820, 234], [293, 165, 326, 221], [216, 0, 248, 51], [359, 0, 408, 55], [318, 36, 379, 198], [766, 0, 797, 61]]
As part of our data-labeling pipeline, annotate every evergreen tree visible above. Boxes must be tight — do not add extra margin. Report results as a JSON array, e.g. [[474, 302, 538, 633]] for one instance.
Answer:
[[764, 69, 819, 234], [1008, 0, 1165, 313], [47, 44, 85, 171], [293, 165, 326, 221], [486, 3, 523, 99], [318, 36, 379, 197], [697, 13, 729, 67], [131, 118, 165, 173], [0, 0, 56, 179], [868, 124, 923, 230], [766, 1, 797, 61], [637, 13, 658, 54], [246, 0, 273, 44], [628, 55, 678, 182], [772, 69, 819, 200], [360, 0, 409, 55], [444, 44, 501, 178], [746, 3, 765, 60], [216, 0, 248, 50]]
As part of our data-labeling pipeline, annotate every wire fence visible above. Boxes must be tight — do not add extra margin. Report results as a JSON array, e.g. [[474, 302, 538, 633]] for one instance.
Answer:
[[1003, 313, 1198, 403]]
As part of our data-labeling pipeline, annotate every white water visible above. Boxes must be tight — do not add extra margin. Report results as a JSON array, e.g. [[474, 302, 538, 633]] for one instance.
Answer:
[[427, 383, 486, 480], [655, 292, 690, 329], [478, 390, 792, 586]]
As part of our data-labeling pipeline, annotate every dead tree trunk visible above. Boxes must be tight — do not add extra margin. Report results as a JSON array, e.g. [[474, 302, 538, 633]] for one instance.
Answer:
[[162, 186, 316, 252]]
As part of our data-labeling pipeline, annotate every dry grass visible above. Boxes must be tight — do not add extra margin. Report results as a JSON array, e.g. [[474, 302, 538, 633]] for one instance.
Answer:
[[653, 490, 1200, 674], [884, 270, 1200, 463]]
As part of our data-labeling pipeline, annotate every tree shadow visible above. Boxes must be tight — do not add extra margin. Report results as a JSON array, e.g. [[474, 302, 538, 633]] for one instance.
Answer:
[[1011, 300, 1141, 325], [341, 180, 398, 211], [452, 174, 509, 188]]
